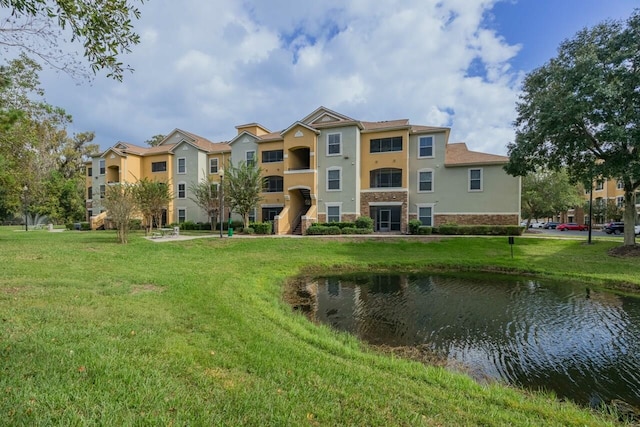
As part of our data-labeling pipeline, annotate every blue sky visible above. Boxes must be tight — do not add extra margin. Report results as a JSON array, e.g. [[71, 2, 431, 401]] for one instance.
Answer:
[[20, 0, 639, 155]]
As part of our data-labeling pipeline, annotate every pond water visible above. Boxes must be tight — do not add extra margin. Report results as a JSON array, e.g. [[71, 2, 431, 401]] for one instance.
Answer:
[[286, 273, 640, 408]]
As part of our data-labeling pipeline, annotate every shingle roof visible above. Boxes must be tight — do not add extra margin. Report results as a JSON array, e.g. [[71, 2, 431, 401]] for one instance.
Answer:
[[445, 143, 508, 166], [361, 119, 410, 131]]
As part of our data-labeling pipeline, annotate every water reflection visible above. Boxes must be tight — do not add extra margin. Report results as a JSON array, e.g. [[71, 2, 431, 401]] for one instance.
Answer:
[[287, 273, 640, 408]]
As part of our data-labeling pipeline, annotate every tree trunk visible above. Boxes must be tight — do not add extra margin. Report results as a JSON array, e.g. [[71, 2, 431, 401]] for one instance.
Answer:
[[623, 190, 636, 246]]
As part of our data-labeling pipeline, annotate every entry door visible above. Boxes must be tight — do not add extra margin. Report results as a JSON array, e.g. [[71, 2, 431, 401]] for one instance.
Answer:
[[378, 209, 391, 232]]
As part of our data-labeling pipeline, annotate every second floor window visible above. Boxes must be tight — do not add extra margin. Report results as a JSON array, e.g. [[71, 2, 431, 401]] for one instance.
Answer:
[[152, 161, 167, 172], [418, 170, 433, 192], [327, 133, 341, 156], [262, 150, 283, 163], [87, 167, 93, 177], [87, 186, 93, 200], [177, 158, 186, 174], [99, 159, 105, 175], [209, 158, 218, 174], [327, 168, 341, 191], [370, 168, 402, 188], [595, 180, 604, 191], [177, 183, 186, 199], [263, 176, 283, 192], [99, 184, 106, 199], [469, 168, 482, 191], [370, 136, 402, 153]]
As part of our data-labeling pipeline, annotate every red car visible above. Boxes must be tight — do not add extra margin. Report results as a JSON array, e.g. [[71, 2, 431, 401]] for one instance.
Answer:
[[556, 223, 588, 231]]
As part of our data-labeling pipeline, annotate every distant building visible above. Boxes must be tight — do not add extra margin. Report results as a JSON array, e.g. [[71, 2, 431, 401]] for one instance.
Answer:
[[85, 107, 521, 234]]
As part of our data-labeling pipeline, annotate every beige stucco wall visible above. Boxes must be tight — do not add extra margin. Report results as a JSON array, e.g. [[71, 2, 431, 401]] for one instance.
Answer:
[[360, 130, 410, 189]]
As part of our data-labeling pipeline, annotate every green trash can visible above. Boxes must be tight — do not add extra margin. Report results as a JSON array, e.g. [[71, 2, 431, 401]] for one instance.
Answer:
[[228, 218, 233, 237]]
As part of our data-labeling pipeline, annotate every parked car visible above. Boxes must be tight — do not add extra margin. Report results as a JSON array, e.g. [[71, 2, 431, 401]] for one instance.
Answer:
[[603, 222, 625, 235], [636, 225, 640, 235], [530, 221, 545, 228], [557, 223, 589, 231], [542, 222, 559, 229]]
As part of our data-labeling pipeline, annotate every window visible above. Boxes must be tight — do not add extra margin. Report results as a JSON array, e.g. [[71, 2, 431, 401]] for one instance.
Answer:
[[595, 180, 604, 191], [99, 184, 106, 199], [469, 168, 482, 191], [246, 151, 256, 167], [617, 196, 624, 207], [87, 167, 93, 177], [370, 168, 402, 188], [327, 168, 341, 191], [178, 209, 186, 223], [418, 170, 433, 192], [617, 180, 624, 190], [99, 159, 105, 175], [418, 206, 433, 226], [370, 136, 402, 153], [327, 133, 341, 156], [327, 205, 341, 223], [209, 158, 218, 174], [248, 208, 256, 223], [177, 183, 186, 199], [87, 186, 93, 200], [419, 136, 433, 158], [152, 161, 167, 172], [263, 176, 283, 193], [177, 158, 186, 174], [262, 150, 283, 163]]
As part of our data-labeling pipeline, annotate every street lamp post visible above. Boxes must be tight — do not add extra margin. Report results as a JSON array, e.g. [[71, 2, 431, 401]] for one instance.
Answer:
[[219, 169, 224, 238], [22, 185, 28, 232]]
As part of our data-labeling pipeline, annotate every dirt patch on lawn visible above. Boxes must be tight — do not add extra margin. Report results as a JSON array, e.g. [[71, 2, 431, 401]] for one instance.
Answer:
[[131, 284, 164, 295], [608, 244, 640, 258]]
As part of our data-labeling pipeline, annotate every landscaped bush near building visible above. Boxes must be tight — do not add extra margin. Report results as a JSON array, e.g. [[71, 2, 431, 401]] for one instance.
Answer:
[[317, 222, 356, 229], [408, 219, 422, 234], [250, 222, 272, 234], [434, 225, 521, 236], [355, 216, 374, 230], [306, 224, 372, 235]]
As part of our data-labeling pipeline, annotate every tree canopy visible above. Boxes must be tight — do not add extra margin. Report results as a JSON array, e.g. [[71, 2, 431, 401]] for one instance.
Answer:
[[521, 169, 583, 225], [223, 161, 263, 229], [1, 0, 145, 80], [189, 176, 220, 232], [505, 10, 640, 246]]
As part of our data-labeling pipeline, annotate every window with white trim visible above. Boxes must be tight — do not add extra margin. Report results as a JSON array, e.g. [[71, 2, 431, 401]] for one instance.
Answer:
[[326, 205, 341, 223], [248, 208, 256, 223], [209, 158, 218, 174], [418, 206, 433, 226], [177, 182, 186, 199], [99, 159, 105, 175], [246, 151, 256, 167], [418, 169, 433, 192], [418, 136, 434, 158], [617, 196, 624, 207], [617, 180, 624, 190], [595, 180, 604, 191], [87, 186, 93, 200], [469, 168, 482, 191], [327, 168, 341, 191], [177, 158, 186, 174], [178, 209, 186, 223], [327, 133, 341, 156], [99, 184, 105, 199]]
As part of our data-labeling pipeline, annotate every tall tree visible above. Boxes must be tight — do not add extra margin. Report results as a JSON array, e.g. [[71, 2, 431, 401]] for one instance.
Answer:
[[144, 134, 165, 147], [189, 176, 220, 232], [223, 161, 263, 229], [505, 11, 640, 246], [0, 0, 145, 80], [135, 178, 171, 232], [102, 183, 137, 244], [521, 169, 583, 226]]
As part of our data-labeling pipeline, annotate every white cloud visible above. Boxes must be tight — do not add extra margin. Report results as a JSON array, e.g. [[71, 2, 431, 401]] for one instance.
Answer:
[[36, 0, 526, 155]]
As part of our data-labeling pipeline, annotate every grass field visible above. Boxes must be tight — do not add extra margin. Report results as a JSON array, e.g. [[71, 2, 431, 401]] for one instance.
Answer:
[[1, 228, 637, 426]]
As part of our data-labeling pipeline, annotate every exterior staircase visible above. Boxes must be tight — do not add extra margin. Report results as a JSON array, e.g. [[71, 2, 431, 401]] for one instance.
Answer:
[[291, 189, 312, 235], [90, 211, 108, 230]]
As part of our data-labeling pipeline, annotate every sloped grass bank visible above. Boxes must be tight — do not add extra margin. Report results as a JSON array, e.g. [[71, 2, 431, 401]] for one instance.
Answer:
[[0, 229, 635, 425]]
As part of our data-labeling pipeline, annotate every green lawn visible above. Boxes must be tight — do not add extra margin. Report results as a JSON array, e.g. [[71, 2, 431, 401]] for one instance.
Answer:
[[1, 228, 637, 426]]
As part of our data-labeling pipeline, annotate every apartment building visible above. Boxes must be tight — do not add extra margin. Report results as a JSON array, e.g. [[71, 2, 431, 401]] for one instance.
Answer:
[[85, 107, 520, 234]]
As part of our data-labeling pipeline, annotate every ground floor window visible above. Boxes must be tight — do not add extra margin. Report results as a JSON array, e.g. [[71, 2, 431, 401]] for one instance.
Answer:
[[326, 205, 341, 223], [418, 206, 432, 226], [262, 207, 283, 222], [178, 208, 186, 223], [370, 206, 401, 231]]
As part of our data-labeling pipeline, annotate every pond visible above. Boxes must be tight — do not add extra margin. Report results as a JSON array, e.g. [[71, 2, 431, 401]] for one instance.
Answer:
[[286, 273, 640, 409]]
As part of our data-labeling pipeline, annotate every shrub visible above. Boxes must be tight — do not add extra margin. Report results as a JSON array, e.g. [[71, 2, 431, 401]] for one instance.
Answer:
[[417, 226, 432, 235], [129, 219, 142, 230], [250, 222, 272, 234], [306, 225, 327, 235], [244, 227, 255, 234], [434, 225, 521, 236], [408, 219, 422, 235], [65, 222, 74, 230], [354, 216, 373, 230], [80, 222, 91, 231]]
